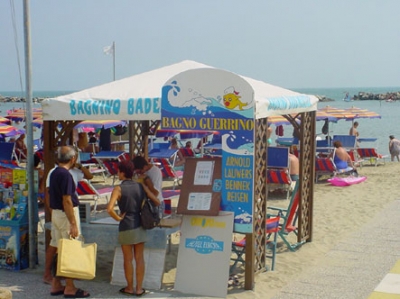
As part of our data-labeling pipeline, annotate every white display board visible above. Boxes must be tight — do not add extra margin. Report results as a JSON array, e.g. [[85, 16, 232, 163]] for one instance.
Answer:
[[175, 212, 234, 298]]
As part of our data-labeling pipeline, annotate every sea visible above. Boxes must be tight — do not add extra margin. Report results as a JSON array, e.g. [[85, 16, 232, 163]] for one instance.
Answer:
[[1, 87, 399, 155]]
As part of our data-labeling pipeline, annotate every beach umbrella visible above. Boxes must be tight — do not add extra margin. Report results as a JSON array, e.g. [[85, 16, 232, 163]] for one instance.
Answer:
[[179, 130, 217, 140], [154, 129, 177, 138], [315, 111, 338, 122], [2, 128, 25, 137], [0, 117, 11, 124], [6, 108, 42, 120], [74, 120, 127, 130], [343, 106, 381, 121], [155, 129, 217, 139], [0, 124, 21, 135], [318, 106, 356, 120], [32, 117, 43, 128], [267, 115, 292, 126]]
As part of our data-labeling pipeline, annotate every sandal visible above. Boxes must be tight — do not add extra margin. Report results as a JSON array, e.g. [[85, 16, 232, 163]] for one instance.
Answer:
[[63, 288, 90, 298], [136, 288, 146, 296]]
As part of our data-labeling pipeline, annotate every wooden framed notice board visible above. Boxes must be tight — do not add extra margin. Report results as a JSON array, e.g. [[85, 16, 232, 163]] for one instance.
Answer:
[[177, 157, 222, 216]]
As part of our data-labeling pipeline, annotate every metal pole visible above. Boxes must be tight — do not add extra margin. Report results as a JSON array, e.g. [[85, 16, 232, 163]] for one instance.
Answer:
[[113, 41, 116, 81], [23, 0, 38, 269]]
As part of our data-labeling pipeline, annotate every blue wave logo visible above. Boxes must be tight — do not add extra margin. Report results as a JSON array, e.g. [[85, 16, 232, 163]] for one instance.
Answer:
[[185, 235, 224, 254]]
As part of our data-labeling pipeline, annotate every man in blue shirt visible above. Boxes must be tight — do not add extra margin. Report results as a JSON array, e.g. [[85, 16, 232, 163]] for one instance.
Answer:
[[49, 146, 90, 298]]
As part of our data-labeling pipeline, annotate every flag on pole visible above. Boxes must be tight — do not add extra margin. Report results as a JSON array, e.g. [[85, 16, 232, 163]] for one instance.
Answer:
[[103, 44, 114, 55]]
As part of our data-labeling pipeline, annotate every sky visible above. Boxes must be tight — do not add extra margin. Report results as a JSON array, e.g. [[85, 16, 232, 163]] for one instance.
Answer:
[[1, 0, 400, 92]]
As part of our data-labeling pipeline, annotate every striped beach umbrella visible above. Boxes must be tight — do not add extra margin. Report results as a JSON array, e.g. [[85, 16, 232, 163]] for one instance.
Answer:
[[0, 117, 11, 124], [6, 110, 42, 121], [343, 106, 381, 120], [32, 117, 43, 128], [74, 120, 127, 130], [0, 124, 21, 135]]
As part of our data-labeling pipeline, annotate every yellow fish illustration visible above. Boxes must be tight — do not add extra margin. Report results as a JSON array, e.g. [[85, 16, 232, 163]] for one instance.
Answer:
[[223, 87, 247, 110]]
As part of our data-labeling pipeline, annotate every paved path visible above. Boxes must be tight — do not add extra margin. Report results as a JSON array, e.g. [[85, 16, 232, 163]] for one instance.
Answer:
[[271, 199, 400, 299]]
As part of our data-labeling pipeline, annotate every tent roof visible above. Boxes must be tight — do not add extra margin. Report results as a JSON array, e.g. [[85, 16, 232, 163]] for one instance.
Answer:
[[41, 60, 318, 121]]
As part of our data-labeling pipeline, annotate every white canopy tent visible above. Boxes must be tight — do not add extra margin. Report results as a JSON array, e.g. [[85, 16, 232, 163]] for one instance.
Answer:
[[41, 60, 318, 121]]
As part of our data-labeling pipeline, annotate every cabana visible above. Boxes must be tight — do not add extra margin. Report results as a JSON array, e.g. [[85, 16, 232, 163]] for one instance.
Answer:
[[41, 60, 318, 290]]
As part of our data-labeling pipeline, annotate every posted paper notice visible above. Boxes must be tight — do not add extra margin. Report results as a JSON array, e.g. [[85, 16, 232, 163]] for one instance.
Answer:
[[187, 193, 212, 210], [194, 161, 214, 185]]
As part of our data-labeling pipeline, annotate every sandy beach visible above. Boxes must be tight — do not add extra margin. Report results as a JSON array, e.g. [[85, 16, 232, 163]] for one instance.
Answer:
[[30, 161, 399, 298]]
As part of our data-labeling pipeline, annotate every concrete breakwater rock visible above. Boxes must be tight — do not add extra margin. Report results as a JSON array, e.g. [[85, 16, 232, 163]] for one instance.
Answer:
[[314, 91, 400, 102], [352, 91, 400, 101], [316, 95, 335, 102], [0, 95, 45, 103]]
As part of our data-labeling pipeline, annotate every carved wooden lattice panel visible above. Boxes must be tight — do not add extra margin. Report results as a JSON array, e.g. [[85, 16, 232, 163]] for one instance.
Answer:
[[297, 111, 316, 243], [129, 120, 160, 158], [253, 118, 268, 272]]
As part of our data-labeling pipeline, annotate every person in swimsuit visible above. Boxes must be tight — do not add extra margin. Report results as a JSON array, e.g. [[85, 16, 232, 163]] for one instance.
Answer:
[[389, 135, 400, 161], [330, 140, 356, 170]]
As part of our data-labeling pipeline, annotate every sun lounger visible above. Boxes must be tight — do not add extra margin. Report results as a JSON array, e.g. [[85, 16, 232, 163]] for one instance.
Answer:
[[93, 151, 129, 185], [315, 157, 354, 182], [76, 179, 113, 213], [356, 148, 388, 166]]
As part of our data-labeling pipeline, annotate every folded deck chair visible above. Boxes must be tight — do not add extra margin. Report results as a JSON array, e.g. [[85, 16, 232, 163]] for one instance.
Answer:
[[76, 179, 113, 213], [231, 215, 281, 272], [267, 183, 305, 251], [356, 148, 388, 166]]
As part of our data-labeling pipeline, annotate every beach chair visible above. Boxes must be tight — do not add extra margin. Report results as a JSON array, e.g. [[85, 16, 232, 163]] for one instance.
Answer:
[[152, 158, 183, 189], [314, 157, 336, 182], [267, 168, 293, 200], [267, 183, 305, 251], [179, 147, 195, 158], [230, 215, 281, 272], [315, 157, 355, 182], [76, 179, 113, 213], [356, 148, 388, 166], [78, 152, 107, 182], [0, 142, 16, 161], [93, 151, 128, 185], [347, 150, 364, 168], [266, 147, 293, 198], [149, 149, 183, 188], [332, 135, 357, 149]]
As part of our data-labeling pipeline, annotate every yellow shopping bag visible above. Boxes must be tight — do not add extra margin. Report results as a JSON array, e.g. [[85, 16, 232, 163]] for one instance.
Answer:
[[57, 237, 97, 280]]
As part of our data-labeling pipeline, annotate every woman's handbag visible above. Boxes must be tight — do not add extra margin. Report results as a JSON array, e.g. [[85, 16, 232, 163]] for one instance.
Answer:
[[56, 236, 97, 280], [140, 198, 161, 230]]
